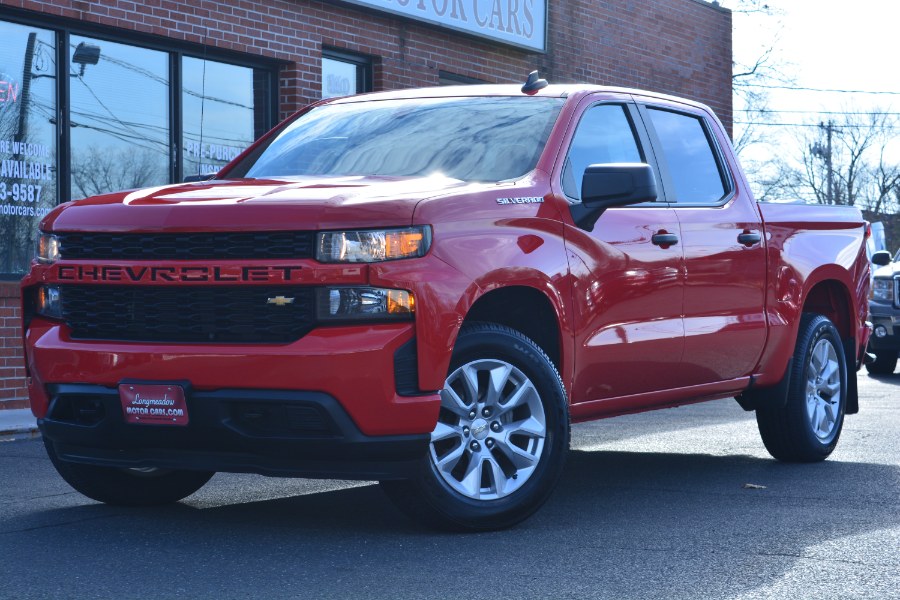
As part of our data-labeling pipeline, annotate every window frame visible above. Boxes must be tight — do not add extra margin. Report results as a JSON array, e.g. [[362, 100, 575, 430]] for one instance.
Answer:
[[636, 103, 735, 207], [559, 100, 669, 206]]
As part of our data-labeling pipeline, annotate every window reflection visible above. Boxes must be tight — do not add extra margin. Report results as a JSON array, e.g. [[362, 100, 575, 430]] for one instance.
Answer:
[[563, 105, 642, 200], [69, 36, 169, 199], [321, 58, 358, 99], [242, 97, 564, 183], [0, 22, 56, 276], [182, 57, 257, 178]]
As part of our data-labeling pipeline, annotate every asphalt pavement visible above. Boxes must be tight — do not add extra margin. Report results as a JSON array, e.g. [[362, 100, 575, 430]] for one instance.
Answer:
[[1, 373, 897, 599]]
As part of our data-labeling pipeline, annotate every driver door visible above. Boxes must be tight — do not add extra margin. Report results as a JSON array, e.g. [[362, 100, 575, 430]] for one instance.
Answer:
[[557, 98, 687, 406]]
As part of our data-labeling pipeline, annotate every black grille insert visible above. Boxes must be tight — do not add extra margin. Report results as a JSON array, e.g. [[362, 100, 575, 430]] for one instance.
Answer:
[[56, 231, 315, 260], [230, 402, 336, 438], [62, 285, 316, 344]]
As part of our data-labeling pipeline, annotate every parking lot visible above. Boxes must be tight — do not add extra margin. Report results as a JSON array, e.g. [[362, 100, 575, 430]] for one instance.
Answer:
[[1, 372, 897, 599]]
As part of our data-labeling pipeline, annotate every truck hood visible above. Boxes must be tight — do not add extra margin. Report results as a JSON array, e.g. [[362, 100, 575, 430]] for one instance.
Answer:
[[872, 262, 900, 278], [44, 175, 474, 232]]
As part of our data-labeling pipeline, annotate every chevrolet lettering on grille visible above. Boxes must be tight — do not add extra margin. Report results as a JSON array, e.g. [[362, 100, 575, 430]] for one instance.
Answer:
[[56, 265, 304, 283]]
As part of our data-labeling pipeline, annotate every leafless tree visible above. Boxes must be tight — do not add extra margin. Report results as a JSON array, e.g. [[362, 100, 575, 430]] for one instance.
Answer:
[[727, 1, 793, 156], [797, 109, 896, 207], [778, 108, 900, 250], [865, 146, 900, 216], [71, 146, 166, 199]]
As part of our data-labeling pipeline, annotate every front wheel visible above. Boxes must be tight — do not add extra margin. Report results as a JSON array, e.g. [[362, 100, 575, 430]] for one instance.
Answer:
[[381, 323, 569, 531], [865, 350, 897, 375], [756, 313, 847, 462], [45, 439, 215, 506]]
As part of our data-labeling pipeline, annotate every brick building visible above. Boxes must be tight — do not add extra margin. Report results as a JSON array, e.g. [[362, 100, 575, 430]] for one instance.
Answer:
[[0, 0, 731, 412]]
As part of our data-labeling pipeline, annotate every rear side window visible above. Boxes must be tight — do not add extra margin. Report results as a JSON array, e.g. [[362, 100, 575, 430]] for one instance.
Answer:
[[647, 108, 727, 204]]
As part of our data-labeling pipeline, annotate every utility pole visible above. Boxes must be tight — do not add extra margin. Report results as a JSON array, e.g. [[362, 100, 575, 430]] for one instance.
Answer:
[[14, 32, 37, 144], [811, 120, 835, 204]]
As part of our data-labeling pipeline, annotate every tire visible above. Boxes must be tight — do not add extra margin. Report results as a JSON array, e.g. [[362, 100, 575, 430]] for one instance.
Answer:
[[756, 313, 847, 462], [865, 350, 898, 375], [381, 323, 569, 531], [45, 439, 214, 506]]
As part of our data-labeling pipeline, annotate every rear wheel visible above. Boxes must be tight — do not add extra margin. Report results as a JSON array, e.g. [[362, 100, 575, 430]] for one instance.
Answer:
[[865, 350, 897, 375], [45, 439, 214, 505], [381, 323, 569, 531], [756, 314, 847, 462]]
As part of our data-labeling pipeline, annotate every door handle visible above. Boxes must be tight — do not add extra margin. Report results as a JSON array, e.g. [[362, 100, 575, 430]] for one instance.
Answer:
[[651, 232, 679, 247], [738, 231, 762, 246]]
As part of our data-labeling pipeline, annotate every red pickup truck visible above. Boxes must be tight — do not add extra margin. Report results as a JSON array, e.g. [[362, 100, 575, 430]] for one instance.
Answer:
[[22, 75, 872, 530]]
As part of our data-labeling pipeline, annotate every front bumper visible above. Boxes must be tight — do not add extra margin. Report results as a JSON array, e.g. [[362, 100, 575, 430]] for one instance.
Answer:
[[868, 303, 900, 352], [41, 384, 429, 479], [26, 319, 440, 438]]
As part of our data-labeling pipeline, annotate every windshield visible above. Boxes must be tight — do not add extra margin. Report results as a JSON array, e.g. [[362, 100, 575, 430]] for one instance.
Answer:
[[232, 96, 565, 183]]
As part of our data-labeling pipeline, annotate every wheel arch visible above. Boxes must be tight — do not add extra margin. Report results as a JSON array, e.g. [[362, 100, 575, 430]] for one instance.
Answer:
[[800, 277, 860, 414], [462, 285, 564, 374], [739, 275, 860, 413], [801, 278, 854, 339]]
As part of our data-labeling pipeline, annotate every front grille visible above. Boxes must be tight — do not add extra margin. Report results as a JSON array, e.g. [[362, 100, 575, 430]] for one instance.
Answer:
[[895, 278, 900, 309], [62, 285, 316, 343], [56, 231, 315, 260]]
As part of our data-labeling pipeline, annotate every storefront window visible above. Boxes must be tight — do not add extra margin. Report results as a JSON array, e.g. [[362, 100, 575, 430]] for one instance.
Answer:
[[182, 57, 258, 178], [321, 50, 372, 99], [0, 21, 276, 280], [0, 21, 56, 277], [69, 36, 170, 199]]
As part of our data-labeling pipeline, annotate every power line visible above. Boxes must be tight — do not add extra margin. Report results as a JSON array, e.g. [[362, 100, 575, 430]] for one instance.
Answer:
[[746, 83, 900, 96], [739, 109, 900, 116], [734, 121, 899, 129]]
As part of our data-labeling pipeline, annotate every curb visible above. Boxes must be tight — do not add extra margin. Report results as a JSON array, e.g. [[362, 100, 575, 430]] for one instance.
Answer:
[[0, 409, 40, 441]]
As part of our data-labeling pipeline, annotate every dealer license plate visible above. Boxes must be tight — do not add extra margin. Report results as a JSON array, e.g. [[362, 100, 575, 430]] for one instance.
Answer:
[[119, 383, 189, 426]]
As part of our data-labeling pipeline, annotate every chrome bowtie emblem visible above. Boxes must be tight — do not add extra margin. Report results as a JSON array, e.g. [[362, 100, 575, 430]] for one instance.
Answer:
[[266, 296, 295, 306]]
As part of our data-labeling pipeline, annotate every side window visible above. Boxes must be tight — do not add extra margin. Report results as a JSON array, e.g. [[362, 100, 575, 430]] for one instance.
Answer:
[[647, 108, 727, 204], [563, 104, 642, 200]]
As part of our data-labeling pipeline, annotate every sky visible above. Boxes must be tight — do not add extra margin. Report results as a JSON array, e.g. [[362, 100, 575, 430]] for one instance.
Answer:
[[725, 0, 900, 163]]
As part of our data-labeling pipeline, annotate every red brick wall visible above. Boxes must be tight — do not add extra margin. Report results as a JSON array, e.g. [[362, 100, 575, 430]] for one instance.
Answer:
[[0, 0, 732, 127], [0, 0, 732, 411], [0, 283, 27, 410]]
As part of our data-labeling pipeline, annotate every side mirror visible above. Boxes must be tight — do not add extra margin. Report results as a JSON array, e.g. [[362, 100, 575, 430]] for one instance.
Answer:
[[569, 163, 658, 231], [872, 250, 892, 267], [184, 173, 216, 183]]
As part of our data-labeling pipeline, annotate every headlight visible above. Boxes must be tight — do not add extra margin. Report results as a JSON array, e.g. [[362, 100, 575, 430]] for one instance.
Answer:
[[36, 285, 63, 320], [317, 287, 414, 321], [316, 227, 431, 263], [36, 232, 60, 264], [872, 278, 894, 303]]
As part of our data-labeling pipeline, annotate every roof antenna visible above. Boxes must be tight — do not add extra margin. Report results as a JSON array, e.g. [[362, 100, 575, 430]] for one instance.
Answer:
[[521, 70, 548, 94]]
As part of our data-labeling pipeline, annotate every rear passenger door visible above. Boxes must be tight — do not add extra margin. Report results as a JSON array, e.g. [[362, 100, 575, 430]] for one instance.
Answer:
[[637, 100, 767, 385]]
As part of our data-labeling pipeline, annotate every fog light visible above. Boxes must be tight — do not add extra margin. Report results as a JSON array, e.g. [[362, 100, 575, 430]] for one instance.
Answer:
[[317, 287, 414, 321], [874, 325, 888, 338], [36, 285, 63, 320]]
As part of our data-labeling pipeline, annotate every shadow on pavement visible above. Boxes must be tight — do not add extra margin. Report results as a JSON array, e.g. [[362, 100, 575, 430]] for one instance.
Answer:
[[864, 371, 900, 385]]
